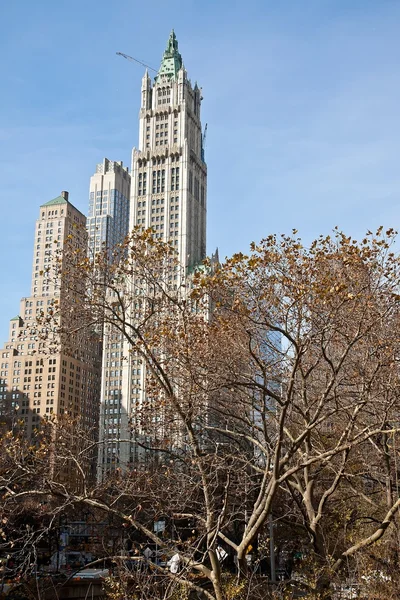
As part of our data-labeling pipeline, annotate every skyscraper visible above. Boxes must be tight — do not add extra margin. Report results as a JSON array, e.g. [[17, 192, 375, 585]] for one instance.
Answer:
[[0, 192, 102, 446], [131, 30, 207, 268], [97, 31, 207, 475], [87, 158, 131, 258]]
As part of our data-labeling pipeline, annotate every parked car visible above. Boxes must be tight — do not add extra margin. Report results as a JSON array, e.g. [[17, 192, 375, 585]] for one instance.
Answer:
[[71, 568, 109, 580]]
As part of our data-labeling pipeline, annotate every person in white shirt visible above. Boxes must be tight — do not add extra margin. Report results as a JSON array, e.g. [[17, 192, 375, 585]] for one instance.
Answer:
[[167, 553, 180, 574]]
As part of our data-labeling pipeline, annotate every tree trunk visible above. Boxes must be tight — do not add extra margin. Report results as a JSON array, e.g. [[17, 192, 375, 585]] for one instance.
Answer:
[[314, 571, 333, 600]]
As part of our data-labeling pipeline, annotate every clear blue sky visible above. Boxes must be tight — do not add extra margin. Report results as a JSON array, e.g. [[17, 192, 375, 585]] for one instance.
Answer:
[[1, 0, 400, 342]]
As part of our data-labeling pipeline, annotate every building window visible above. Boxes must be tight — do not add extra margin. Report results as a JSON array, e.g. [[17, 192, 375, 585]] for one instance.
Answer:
[[171, 167, 179, 191]]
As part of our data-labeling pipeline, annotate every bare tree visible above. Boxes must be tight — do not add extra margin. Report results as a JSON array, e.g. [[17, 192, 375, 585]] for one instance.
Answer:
[[3, 227, 400, 599]]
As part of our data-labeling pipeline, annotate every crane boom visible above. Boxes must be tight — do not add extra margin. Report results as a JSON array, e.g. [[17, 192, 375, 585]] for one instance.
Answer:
[[116, 51, 157, 73], [203, 123, 208, 147], [201, 123, 208, 162]]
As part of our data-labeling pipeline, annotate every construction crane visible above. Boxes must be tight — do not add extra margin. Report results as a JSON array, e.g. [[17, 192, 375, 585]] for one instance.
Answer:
[[201, 123, 208, 162], [116, 51, 157, 73]]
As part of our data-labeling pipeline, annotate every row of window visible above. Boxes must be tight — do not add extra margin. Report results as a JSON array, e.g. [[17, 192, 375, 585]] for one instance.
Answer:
[[41, 209, 64, 218], [152, 138, 178, 147], [138, 169, 180, 196], [154, 114, 177, 122], [138, 154, 180, 169]]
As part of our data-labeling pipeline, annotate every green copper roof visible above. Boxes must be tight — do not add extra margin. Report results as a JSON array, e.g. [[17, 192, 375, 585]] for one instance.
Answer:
[[10, 316, 20, 321], [156, 30, 182, 81], [187, 262, 209, 276], [40, 195, 69, 207]]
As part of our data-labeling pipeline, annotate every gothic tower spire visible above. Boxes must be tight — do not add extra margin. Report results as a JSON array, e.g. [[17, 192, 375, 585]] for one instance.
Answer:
[[156, 30, 183, 81]]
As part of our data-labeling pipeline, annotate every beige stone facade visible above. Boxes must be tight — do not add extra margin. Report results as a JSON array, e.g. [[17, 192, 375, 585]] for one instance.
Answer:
[[0, 192, 102, 447], [132, 37, 207, 267]]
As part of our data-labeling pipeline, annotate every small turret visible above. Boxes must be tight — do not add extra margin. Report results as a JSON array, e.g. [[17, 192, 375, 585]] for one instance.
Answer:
[[141, 69, 152, 109]]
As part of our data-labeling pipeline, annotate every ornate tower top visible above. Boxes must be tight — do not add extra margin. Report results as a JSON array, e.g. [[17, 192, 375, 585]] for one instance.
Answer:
[[156, 30, 183, 81]]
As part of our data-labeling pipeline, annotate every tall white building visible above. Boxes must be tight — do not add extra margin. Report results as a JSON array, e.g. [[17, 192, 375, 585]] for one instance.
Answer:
[[97, 31, 207, 476], [131, 29, 207, 267], [87, 159, 131, 257]]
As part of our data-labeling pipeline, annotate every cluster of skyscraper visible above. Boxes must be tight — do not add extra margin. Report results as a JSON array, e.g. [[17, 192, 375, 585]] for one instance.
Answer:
[[0, 31, 208, 477]]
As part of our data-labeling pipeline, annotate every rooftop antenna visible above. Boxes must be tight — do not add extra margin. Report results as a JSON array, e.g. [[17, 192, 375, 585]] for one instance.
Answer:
[[116, 52, 157, 73]]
